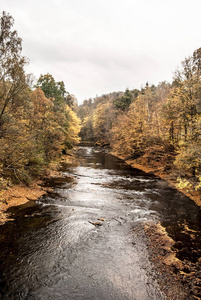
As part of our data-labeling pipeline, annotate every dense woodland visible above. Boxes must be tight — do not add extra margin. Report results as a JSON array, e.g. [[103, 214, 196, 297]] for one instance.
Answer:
[[78, 51, 201, 195], [0, 12, 81, 188], [1, 11, 201, 198]]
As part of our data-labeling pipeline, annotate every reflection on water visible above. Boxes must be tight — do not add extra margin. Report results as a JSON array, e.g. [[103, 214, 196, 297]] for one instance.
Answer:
[[0, 146, 201, 300]]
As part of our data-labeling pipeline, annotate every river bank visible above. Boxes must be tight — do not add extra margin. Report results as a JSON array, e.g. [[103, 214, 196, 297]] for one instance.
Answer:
[[0, 154, 74, 226], [111, 150, 201, 208], [144, 221, 201, 299], [110, 149, 201, 298]]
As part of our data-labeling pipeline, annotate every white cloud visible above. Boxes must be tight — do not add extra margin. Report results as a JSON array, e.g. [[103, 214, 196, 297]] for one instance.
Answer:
[[1, 0, 201, 103]]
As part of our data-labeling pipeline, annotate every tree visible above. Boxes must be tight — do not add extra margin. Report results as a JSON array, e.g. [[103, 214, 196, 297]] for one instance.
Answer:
[[79, 115, 94, 141], [93, 101, 115, 145], [63, 105, 81, 148], [0, 11, 29, 128], [193, 47, 201, 77], [0, 12, 32, 185], [113, 88, 138, 111], [35, 73, 68, 107], [65, 93, 78, 110], [0, 12, 81, 187]]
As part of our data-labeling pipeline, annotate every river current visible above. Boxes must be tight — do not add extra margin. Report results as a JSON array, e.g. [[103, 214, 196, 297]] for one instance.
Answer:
[[0, 146, 201, 299]]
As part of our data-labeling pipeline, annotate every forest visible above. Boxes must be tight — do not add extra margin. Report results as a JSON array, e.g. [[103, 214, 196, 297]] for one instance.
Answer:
[[78, 52, 201, 198], [0, 12, 81, 189], [1, 11, 201, 200]]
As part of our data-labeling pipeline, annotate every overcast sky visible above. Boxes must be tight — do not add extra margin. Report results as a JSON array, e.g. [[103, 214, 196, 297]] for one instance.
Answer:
[[1, 0, 201, 103]]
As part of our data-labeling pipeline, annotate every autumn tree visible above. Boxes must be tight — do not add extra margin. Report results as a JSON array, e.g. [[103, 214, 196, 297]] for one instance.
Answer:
[[0, 11, 29, 132], [63, 105, 81, 148], [0, 12, 81, 186], [93, 98, 115, 146], [78, 48, 201, 196], [167, 51, 201, 183], [35, 73, 81, 146], [0, 11, 33, 185]]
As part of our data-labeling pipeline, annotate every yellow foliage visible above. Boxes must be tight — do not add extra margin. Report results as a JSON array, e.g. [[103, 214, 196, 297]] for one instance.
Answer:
[[176, 177, 192, 192], [195, 176, 201, 191], [93, 101, 114, 144], [64, 105, 81, 145]]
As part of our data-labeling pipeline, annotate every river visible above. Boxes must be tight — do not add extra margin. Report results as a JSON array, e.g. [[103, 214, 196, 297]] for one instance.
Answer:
[[0, 146, 201, 299]]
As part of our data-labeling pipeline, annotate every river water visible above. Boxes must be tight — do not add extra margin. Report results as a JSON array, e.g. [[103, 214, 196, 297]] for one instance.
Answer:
[[0, 146, 201, 300]]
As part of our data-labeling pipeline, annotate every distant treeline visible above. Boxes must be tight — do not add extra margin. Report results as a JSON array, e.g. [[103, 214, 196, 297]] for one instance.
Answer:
[[1, 10, 201, 196], [0, 12, 81, 187], [78, 48, 201, 193]]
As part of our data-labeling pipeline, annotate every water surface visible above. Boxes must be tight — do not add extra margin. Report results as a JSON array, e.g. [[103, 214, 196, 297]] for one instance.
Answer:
[[0, 146, 201, 299]]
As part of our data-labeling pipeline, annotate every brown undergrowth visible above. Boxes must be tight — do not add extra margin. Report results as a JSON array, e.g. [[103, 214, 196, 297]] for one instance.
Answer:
[[0, 154, 74, 226], [145, 222, 201, 299]]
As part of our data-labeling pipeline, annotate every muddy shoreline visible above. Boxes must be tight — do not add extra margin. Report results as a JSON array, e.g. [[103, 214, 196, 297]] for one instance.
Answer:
[[144, 222, 193, 299], [111, 150, 201, 208], [0, 154, 74, 226]]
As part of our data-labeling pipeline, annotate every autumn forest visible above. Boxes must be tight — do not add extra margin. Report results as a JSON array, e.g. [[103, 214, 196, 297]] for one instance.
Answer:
[[1, 11, 201, 200]]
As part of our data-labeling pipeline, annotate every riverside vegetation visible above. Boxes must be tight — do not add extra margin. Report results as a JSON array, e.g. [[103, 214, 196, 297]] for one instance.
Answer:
[[1, 10, 201, 212], [0, 12, 81, 189], [78, 52, 201, 205], [0, 11, 81, 221]]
